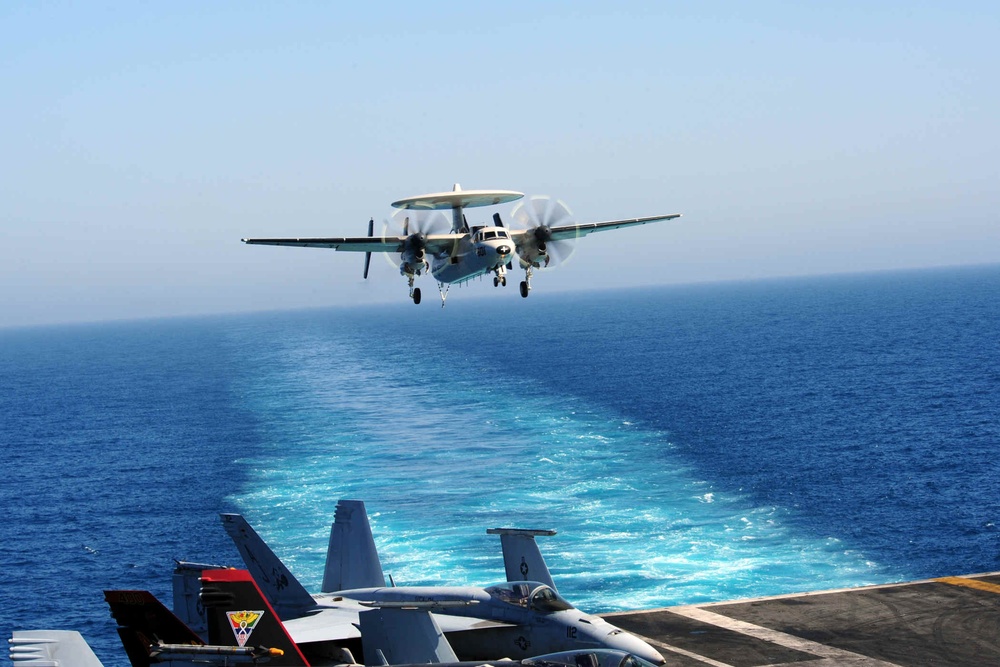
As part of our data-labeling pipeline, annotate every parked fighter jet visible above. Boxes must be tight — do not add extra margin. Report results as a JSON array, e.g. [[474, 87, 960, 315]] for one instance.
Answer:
[[187, 501, 664, 665], [196, 566, 664, 667], [106, 565, 662, 667]]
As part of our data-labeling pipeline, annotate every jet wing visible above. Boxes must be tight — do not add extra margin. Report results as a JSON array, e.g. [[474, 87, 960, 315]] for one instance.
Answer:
[[281, 607, 365, 645], [241, 234, 464, 254], [510, 213, 682, 242], [282, 606, 511, 645], [9, 631, 105, 667]]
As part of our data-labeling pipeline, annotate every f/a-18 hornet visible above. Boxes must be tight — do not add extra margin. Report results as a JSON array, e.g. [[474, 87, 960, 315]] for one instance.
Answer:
[[172, 500, 665, 665], [242, 184, 681, 305]]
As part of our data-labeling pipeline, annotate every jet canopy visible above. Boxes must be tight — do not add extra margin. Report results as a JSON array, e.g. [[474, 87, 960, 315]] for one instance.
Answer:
[[484, 582, 575, 612], [524, 649, 662, 667]]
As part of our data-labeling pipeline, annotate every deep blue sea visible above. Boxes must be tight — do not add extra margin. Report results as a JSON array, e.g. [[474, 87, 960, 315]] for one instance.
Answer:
[[2, 265, 998, 666]]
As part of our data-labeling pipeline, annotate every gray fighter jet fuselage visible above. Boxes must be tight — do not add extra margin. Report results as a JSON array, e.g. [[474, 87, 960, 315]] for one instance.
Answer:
[[200, 503, 665, 665], [314, 582, 657, 662]]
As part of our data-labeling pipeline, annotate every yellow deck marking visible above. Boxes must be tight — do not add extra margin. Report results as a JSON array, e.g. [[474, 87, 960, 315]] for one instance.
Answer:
[[935, 576, 1000, 594]]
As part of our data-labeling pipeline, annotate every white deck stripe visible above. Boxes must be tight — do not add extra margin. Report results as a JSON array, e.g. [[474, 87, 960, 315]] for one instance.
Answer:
[[668, 606, 904, 667]]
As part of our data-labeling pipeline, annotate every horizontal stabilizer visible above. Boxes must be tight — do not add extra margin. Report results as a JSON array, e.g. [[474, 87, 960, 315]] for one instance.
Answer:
[[487, 528, 558, 591], [323, 499, 386, 593], [359, 607, 459, 665], [219, 514, 317, 618]]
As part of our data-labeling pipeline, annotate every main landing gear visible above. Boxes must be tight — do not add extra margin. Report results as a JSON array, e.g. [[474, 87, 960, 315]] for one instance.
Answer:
[[520, 267, 534, 298], [406, 272, 421, 304]]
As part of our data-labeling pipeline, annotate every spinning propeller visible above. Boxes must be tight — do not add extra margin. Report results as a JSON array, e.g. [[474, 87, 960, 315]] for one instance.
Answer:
[[509, 196, 579, 270], [378, 209, 452, 271]]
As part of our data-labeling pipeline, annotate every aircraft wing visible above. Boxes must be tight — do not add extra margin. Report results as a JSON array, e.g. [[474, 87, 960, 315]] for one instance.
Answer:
[[517, 213, 682, 242], [8, 631, 105, 667], [282, 607, 512, 646], [241, 234, 464, 254]]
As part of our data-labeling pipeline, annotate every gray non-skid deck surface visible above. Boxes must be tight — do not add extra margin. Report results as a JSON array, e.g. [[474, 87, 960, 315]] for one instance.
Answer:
[[603, 573, 1000, 667]]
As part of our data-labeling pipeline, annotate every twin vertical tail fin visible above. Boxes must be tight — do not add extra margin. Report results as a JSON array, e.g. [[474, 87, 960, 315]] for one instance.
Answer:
[[104, 589, 207, 667], [219, 513, 318, 620], [201, 568, 311, 666], [106, 573, 309, 667], [487, 527, 558, 591], [322, 499, 386, 593], [172, 560, 228, 641]]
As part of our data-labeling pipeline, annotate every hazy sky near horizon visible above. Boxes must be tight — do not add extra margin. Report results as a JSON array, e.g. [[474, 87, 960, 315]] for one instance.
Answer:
[[2, 2, 998, 327]]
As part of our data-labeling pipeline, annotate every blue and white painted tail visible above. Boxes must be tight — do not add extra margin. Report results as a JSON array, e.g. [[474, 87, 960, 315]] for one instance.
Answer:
[[219, 513, 317, 619], [322, 499, 386, 593], [487, 527, 558, 591]]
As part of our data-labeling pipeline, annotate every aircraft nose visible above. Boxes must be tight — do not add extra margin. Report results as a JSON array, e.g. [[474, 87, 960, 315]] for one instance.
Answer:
[[604, 629, 665, 665], [496, 244, 511, 256]]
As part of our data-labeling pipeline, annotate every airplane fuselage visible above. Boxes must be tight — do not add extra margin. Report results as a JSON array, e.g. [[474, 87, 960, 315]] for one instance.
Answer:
[[308, 583, 663, 664], [427, 226, 514, 285]]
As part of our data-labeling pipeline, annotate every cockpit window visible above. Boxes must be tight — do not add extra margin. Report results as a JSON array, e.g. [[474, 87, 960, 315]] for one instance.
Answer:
[[484, 230, 497, 239], [497, 230, 509, 238], [485, 582, 575, 612], [530, 585, 574, 612]]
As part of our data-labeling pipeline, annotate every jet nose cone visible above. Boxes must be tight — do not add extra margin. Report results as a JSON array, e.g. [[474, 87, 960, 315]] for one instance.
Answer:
[[605, 630, 665, 665]]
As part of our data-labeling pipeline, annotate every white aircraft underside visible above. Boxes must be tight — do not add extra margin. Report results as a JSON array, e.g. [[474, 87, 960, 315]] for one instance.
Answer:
[[242, 184, 681, 305]]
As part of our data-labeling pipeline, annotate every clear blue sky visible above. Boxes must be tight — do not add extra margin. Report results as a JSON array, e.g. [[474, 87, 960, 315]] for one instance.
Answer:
[[2, 2, 998, 327]]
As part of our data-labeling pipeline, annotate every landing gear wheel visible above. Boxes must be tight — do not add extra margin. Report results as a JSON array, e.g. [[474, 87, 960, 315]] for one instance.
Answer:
[[520, 281, 529, 298], [412, 288, 421, 304], [494, 276, 500, 287], [501, 276, 507, 286]]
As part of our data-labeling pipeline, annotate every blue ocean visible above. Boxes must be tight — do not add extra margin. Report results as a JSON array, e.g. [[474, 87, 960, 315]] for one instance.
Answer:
[[2, 265, 998, 666]]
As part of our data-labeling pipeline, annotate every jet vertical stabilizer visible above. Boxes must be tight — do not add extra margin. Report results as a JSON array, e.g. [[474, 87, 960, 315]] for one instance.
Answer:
[[173, 560, 227, 641], [201, 568, 311, 666], [487, 528, 558, 591], [322, 499, 386, 593], [105, 588, 206, 667], [220, 513, 317, 619]]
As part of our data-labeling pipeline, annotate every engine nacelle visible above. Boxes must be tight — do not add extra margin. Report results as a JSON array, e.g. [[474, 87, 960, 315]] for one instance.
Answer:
[[516, 243, 548, 269], [400, 260, 427, 277]]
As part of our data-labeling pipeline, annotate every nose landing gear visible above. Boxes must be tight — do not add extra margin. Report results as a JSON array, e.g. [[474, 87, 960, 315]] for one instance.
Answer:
[[493, 265, 508, 288]]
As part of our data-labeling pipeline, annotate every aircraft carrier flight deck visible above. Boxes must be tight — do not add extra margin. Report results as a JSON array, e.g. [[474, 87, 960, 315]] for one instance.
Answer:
[[602, 571, 1000, 667]]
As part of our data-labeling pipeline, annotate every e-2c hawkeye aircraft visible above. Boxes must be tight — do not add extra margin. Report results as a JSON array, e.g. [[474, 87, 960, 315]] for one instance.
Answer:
[[174, 501, 664, 665], [241, 184, 681, 305]]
